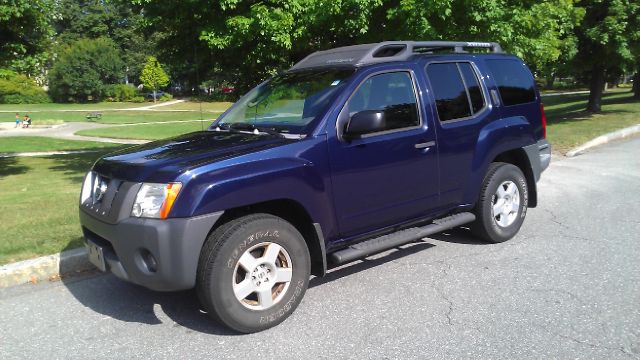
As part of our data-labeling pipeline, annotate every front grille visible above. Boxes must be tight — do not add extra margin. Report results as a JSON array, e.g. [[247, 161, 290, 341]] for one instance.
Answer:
[[81, 171, 140, 224], [82, 172, 120, 216]]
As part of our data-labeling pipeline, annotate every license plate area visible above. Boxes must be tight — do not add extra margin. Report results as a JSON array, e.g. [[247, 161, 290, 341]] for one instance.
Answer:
[[86, 240, 107, 272]]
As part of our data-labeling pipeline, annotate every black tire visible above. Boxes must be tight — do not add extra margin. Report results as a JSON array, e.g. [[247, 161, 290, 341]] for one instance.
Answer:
[[196, 213, 310, 333], [472, 162, 529, 243]]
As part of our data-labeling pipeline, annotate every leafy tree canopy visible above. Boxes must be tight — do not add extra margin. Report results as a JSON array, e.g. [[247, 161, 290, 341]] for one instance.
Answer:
[[55, 0, 157, 83], [134, 0, 585, 92], [48, 38, 124, 102], [0, 0, 55, 79], [573, 0, 640, 111], [140, 56, 169, 101]]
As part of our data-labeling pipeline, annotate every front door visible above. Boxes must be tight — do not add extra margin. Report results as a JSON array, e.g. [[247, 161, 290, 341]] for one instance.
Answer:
[[328, 69, 439, 238]]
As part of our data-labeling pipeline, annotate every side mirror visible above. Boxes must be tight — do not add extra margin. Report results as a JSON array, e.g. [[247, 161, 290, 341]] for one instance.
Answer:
[[344, 110, 386, 139]]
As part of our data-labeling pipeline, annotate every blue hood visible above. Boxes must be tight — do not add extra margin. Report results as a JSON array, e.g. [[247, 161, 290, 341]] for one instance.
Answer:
[[93, 131, 293, 182]]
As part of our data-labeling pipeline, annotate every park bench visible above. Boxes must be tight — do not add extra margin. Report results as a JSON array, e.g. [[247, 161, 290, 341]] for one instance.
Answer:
[[86, 112, 102, 121]]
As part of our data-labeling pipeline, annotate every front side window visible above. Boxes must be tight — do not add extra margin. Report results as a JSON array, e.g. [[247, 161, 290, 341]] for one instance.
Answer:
[[218, 69, 354, 134], [346, 71, 420, 132]]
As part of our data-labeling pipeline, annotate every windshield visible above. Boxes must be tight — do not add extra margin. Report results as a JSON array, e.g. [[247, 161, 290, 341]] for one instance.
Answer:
[[216, 68, 355, 134]]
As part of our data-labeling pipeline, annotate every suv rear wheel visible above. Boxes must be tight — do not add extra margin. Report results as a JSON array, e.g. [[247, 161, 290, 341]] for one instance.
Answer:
[[472, 162, 528, 243], [197, 214, 310, 333]]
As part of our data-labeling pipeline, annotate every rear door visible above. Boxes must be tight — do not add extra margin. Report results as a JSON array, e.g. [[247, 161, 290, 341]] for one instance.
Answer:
[[328, 67, 439, 238], [423, 60, 497, 207]]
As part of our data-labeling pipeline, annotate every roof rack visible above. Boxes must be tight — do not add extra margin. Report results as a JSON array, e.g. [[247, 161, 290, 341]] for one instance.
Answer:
[[289, 41, 503, 71]]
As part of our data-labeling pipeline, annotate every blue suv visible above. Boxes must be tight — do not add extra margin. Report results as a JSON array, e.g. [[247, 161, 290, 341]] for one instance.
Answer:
[[79, 41, 551, 333]]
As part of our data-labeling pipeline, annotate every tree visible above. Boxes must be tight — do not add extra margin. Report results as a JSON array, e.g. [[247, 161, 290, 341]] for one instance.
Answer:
[[130, 0, 234, 93], [48, 38, 124, 102], [54, 0, 159, 84], [0, 0, 55, 81], [134, 0, 584, 94], [140, 56, 169, 102], [384, 0, 584, 75], [573, 0, 640, 112]]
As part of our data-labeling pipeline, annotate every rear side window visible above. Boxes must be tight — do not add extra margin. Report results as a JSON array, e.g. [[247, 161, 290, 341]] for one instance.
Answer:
[[486, 59, 536, 106], [459, 63, 484, 113], [347, 71, 420, 132], [426, 62, 486, 122]]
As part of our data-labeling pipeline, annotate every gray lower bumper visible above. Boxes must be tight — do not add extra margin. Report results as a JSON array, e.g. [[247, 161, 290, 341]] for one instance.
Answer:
[[524, 139, 551, 182], [80, 209, 224, 291]]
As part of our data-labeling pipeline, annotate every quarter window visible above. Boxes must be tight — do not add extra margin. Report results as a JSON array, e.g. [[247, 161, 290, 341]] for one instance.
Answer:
[[486, 59, 536, 106], [347, 71, 420, 132], [426, 62, 486, 122]]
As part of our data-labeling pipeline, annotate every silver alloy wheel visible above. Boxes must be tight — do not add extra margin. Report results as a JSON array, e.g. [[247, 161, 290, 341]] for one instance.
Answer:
[[232, 242, 293, 310], [491, 180, 520, 228]]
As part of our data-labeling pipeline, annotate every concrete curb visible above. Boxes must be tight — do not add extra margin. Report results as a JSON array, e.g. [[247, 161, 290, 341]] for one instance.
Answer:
[[0, 247, 93, 288], [566, 124, 640, 157]]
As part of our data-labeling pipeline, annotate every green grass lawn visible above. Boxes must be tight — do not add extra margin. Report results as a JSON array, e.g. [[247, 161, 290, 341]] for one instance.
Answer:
[[544, 90, 640, 153], [76, 120, 211, 140], [0, 137, 121, 154], [0, 151, 123, 265]]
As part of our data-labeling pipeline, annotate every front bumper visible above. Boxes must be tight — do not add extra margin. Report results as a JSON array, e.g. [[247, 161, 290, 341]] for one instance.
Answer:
[[80, 209, 223, 291]]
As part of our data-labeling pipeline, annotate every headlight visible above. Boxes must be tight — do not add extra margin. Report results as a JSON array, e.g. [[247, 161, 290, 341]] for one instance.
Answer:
[[80, 171, 93, 204], [131, 182, 182, 219]]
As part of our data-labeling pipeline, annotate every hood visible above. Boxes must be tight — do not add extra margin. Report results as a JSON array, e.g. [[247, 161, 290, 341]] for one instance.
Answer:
[[93, 131, 293, 182]]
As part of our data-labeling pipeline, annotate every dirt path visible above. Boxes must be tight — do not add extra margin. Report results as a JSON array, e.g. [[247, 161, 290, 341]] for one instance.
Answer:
[[0, 122, 147, 144], [127, 99, 185, 110]]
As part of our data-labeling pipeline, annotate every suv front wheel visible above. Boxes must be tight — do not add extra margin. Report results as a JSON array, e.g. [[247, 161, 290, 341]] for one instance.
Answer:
[[196, 214, 311, 333], [472, 162, 529, 243]]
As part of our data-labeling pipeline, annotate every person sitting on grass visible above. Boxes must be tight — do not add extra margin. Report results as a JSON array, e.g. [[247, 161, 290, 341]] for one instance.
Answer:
[[15, 113, 20, 128]]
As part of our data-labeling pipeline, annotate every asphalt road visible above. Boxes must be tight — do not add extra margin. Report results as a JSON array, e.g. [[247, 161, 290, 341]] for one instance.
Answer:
[[1, 138, 639, 359]]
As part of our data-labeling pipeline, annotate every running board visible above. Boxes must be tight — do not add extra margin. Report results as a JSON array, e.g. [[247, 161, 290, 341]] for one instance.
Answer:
[[330, 212, 476, 265]]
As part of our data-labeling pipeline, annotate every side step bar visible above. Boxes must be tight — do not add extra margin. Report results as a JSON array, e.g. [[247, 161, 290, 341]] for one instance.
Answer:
[[330, 212, 476, 265]]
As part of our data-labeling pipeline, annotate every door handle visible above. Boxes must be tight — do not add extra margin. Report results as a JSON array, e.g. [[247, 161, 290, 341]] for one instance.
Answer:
[[415, 141, 436, 149]]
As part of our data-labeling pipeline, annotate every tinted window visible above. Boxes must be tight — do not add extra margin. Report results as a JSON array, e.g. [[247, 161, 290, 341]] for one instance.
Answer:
[[348, 72, 419, 131], [426, 63, 472, 121], [486, 59, 536, 106], [459, 63, 485, 113]]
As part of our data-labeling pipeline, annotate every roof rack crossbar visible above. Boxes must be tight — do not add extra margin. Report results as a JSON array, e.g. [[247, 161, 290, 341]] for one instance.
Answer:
[[289, 41, 503, 71]]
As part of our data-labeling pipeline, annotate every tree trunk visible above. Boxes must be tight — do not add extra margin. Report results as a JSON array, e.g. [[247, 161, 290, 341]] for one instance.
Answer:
[[587, 65, 605, 112], [546, 74, 556, 90], [153, 89, 157, 103], [633, 73, 640, 100]]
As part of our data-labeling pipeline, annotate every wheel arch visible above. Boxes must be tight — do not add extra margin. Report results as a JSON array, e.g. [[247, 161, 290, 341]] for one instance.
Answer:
[[211, 199, 327, 277], [492, 148, 537, 207]]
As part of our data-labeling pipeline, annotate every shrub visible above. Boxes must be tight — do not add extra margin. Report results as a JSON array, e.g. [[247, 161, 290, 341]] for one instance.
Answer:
[[159, 93, 173, 102], [131, 96, 145, 103], [104, 84, 138, 102], [48, 38, 124, 103], [0, 70, 50, 104]]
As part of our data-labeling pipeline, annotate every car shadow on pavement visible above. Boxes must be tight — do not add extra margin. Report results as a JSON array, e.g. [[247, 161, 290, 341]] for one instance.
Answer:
[[61, 273, 239, 336], [428, 227, 489, 245], [310, 241, 435, 288]]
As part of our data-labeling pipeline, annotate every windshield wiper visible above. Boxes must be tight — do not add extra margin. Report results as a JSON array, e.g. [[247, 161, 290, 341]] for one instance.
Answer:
[[216, 122, 285, 138]]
